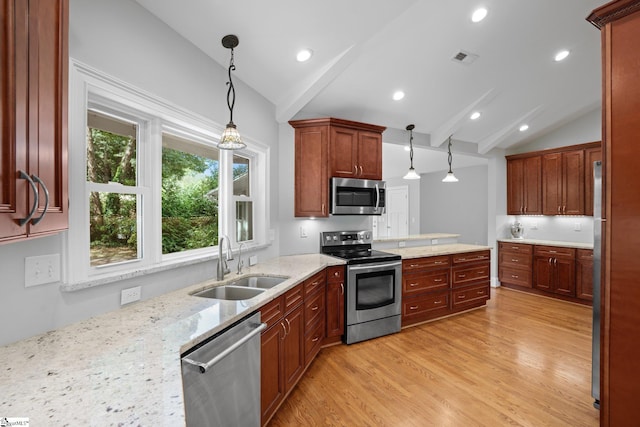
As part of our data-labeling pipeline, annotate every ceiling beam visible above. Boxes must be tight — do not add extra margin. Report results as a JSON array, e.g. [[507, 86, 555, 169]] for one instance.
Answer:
[[477, 106, 543, 154], [429, 88, 496, 148]]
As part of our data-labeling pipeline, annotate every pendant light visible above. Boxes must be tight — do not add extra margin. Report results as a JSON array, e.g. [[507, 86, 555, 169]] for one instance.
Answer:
[[403, 124, 420, 180], [442, 135, 459, 182], [218, 34, 246, 150]]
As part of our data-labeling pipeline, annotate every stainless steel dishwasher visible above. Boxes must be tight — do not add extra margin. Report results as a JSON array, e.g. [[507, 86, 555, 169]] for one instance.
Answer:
[[181, 312, 266, 426]]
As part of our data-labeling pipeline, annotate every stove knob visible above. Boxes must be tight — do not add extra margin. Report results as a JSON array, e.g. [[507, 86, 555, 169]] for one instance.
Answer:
[[332, 235, 338, 241], [325, 235, 331, 241], [365, 232, 371, 240]]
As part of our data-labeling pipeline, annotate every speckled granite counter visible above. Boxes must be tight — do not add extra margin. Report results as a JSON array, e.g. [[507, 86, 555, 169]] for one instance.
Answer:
[[496, 238, 593, 250], [383, 243, 491, 259], [373, 233, 460, 243], [0, 254, 343, 426]]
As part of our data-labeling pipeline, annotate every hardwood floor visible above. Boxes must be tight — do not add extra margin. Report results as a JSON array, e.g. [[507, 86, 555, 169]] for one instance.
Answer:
[[269, 287, 599, 426]]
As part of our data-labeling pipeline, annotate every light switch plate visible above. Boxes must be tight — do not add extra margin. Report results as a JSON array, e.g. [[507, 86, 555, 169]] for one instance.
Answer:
[[25, 254, 61, 287], [249, 255, 258, 266]]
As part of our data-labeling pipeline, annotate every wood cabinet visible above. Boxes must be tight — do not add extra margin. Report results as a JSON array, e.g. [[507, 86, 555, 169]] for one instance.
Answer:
[[587, 3, 640, 421], [303, 270, 325, 366], [507, 156, 542, 215], [289, 118, 385, 217], [0, 0, 68, 243], [498, 242, 533, 288], [533, 245, 576, 297], [505, 142, 599, 217], [542, 150, 585, 215], [401, 251, 490, 327], [325, 266, 345, 339], [260, 284, 305, 425], [575, 249, 594, 301]]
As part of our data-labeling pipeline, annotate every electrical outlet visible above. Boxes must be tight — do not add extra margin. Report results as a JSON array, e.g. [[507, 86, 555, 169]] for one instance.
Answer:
[[299, 226, 308, 238], [25, 254, 61, 287], [530, 221, 538, 230], [398, 241, 406, 248], [121, 286, 141, 305], [249, 255, 258, 266], [574, 222, 582, 231], [431, 239, 439, 245]]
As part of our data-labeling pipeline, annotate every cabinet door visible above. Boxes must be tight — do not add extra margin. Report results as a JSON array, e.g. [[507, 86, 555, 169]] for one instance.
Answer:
[[576, 251, 594, 301], [326, 280, 344, 338], [542, 153, 563, 215], [329, 126, 358, 178], [357, 130, 382, 180], [554, 257, 576, 297], [261, 323, 285, 425], [584, 147, 601, 216], [523, 156, 542, 214], [294, 126, 328, 217], [282, 304, 304, 392], [562, 150, 584, 215], [506, 158, 524, 214], [533, 256, 553, 291], [0, 0, 28, 240]]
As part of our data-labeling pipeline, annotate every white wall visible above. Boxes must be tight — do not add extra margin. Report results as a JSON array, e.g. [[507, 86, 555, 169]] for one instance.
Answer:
[[384, 176, 421, 235], [420, 165, 489, 245], [0, 0, 280, 346]]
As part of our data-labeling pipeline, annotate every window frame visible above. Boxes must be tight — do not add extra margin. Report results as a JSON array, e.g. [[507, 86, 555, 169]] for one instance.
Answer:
[[65, 60, 270, 288]]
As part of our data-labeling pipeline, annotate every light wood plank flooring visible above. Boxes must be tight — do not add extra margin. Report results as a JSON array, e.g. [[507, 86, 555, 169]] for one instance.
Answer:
[[269, 287, 599, 426]]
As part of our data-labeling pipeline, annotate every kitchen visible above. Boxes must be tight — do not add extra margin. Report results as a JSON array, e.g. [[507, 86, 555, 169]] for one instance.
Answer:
[[0, 0, 637, 425]]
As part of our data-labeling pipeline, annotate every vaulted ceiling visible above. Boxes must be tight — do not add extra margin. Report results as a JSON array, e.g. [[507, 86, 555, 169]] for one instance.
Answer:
[[134, 0, 602, 176]]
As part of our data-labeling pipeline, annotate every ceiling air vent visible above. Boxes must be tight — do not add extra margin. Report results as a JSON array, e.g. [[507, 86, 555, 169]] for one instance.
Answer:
[[451, 50, 479, 65]]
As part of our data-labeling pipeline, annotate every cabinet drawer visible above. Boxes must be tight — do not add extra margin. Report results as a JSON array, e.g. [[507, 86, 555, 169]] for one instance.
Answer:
[[452, 250, 491, 264], [452, 284, 490, 308], [499, 266, 532, 288], [452, 262, 490, 287], [304, 288, 325, 330], [326, 266, 345, 283], [304, 271, 326, 296], [403, 270, 449, 295], [402, 292, 449, 319], [304, 319, 325, 366], [498, 251, 532, 269], [577, 249, 594, 260], [403, 256, 450, 271], [284, 284, 304, 314], [498, 241, 533, 255], [534, 245, 576, 259], [260, 296, 284, 330]]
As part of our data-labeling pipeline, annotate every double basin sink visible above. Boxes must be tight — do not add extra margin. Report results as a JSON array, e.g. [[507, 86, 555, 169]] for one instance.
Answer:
[[192, 275, 289, 301]]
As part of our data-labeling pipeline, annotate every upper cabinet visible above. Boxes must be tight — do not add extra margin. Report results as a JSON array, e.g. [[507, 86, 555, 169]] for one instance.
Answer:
[[507, 156, 541, 215], [289, 118, 385, 218], [506, 142, 600, 216], [0, 0, 68, 243]]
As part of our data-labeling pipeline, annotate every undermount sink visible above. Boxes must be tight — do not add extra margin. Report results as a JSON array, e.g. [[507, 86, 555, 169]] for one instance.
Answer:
[[191, 276, 290, 301], [227, 275, 289, 289], [193, 285, 265, 301]]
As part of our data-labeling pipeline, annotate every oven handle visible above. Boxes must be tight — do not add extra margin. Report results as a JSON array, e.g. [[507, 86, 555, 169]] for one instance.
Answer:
[[348, 261, 401, 272]]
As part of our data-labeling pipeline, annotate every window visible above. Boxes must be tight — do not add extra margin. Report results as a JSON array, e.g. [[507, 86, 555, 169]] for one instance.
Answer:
[[66, 61, 270, 286]]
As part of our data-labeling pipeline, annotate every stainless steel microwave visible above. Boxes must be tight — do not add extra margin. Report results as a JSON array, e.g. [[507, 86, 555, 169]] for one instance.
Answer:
[[330, 177, 385, 215]]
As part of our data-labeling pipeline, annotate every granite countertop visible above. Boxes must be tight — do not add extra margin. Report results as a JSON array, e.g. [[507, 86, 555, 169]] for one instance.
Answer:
[[384, 243, 491, 259], [0, 253, 343, 426], [496, 238, 593, 250], [373, 233, 460, 243]]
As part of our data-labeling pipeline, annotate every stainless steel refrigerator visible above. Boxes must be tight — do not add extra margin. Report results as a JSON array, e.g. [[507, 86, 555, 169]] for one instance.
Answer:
[[592, 160, 602, 409]]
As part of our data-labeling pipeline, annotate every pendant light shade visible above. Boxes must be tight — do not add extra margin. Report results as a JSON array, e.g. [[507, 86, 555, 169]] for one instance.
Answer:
[[442, 135, 459, 182], [403, 124, 420, 180], [218, 34, 246, 150]]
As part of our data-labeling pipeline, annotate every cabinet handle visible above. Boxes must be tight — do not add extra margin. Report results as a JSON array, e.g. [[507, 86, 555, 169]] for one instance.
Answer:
[[549, 250, 557, 253], [312, 336, 320, 343], [410, 264, 420, 268], [322, 203, 325, 215], [340, 283, 344, 295], [511, 274, 519, 279], [30, 175, 50, 225], [511, 259, 519, 262], [548, 258, 552, 265], [524, 206, 527, 213], [458, 295, 466, 299], [280, 322, 287, 339], [409, 305, 419, 310], [477, 290, 485, 295], [312, 281, 320, 286], [434, 261, 444, 265], [311, 305, 319, 311], [434, 278, 443, 282], [458, 258, 466, 261], [354, 165, 358, 175], [558, 206, 561, 213], [409, 283, 418, 287], [459, 274, 466, 278], [554, 258, 558, 266], [563, 206, 566, 214], [511, 246, 519, 250], [359, 165, 363, 176], [18, 170, 39, 226]]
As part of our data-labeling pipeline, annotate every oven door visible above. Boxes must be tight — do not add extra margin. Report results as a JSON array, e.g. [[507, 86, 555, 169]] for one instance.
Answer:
[[346, 260, 402, 325]]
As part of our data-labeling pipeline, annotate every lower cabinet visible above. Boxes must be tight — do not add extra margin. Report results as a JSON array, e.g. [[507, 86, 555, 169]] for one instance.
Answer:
[[575, 249, 594, 301], [325, 266, 345, 340], [533, 245, 576, 297], [401, 250, 491, 327]]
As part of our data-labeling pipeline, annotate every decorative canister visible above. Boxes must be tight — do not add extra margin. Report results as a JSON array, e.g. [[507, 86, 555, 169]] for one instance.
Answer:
[[510, 221, 524, 239]]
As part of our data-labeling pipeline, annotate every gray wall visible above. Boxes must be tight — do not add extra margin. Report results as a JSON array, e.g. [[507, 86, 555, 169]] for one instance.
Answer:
[[420, 165, 489, 245], [0, 0, 280, 346]]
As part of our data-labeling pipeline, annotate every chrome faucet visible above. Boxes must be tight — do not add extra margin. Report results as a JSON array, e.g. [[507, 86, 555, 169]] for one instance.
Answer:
[[217, 235, 233, 280], [237, 242, 246, 275]]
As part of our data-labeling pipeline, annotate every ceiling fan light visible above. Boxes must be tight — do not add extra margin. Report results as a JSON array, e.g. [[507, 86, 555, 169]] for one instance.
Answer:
[[403, 167, 421, 180]]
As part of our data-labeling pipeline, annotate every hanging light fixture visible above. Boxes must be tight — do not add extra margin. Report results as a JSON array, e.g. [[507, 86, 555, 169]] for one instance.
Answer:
[[403, 124, 420, 180], [442, 135, 459, 182], [218, 34, 246, 150]]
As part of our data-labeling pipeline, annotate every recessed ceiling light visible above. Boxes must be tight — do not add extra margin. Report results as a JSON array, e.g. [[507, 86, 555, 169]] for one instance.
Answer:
[[519, 124, 529, 132], [554, 50, 570, 62], [296, 49, 313, 62], [471, 8, 488, 23], [470, 111, 481, 120], [393, 91, 405, 101]]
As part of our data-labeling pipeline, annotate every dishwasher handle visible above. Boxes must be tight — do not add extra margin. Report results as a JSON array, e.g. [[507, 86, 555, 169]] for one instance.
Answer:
[[183, 321, 266, 373]]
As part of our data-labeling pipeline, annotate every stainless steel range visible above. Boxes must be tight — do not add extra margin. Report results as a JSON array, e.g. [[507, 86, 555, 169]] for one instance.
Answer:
[[320, 230, 402, 344]]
